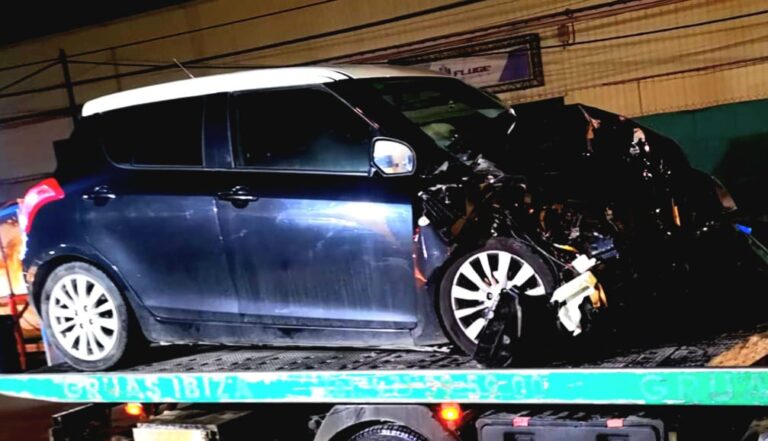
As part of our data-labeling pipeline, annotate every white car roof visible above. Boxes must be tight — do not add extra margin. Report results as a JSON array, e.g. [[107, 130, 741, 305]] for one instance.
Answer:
[[81, 65, 442, 117]]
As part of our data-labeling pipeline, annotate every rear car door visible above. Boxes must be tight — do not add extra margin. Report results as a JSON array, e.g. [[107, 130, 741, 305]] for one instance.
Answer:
[[82, 97, 239, 322], [216, 86, 418, 330]]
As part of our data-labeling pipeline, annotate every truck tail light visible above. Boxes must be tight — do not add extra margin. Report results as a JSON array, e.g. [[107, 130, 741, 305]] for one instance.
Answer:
[[437, 403, 463, 429], [124, 402, 145, 417], [18, 178, 65, 234]]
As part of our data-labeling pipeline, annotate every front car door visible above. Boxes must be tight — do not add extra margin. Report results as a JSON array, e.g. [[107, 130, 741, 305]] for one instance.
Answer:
[[215, 86, 418, 331]]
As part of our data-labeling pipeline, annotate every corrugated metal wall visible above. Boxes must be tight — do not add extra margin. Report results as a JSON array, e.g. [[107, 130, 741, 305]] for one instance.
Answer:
[[3, 0, 768, 118], [557, 0, 768, 115]]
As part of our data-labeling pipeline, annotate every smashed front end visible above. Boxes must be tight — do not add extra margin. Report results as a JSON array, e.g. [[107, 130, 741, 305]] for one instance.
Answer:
[[415, 103, 767, 365]]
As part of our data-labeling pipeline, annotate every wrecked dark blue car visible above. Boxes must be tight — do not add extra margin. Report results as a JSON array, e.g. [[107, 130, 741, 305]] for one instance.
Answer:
[[19, 66, 766, 370]]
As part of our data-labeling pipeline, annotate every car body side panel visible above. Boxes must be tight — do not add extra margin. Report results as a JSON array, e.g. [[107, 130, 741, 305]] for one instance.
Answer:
[[23, 176, 94, 307], [26, 246, 152, 331], [22, 192, 162, 345], [26, 248, 421, 348]]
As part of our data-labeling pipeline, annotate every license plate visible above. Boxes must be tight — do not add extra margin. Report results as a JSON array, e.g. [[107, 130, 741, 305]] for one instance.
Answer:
[[133, 427, 211, 441]]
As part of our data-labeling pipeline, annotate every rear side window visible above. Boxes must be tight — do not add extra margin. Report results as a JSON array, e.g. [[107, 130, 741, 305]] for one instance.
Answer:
[[232, 87, 372, 173], [102, 97, 204, 167]]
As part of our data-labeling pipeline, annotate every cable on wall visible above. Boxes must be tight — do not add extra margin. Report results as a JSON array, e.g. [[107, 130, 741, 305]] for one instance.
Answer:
[[0, 0, 339, 73]]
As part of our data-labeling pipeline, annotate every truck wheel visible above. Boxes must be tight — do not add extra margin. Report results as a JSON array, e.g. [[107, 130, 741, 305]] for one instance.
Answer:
[[439, 237, 557, 355], [41, 262, 140, 371], [349, 424, 428, 441]]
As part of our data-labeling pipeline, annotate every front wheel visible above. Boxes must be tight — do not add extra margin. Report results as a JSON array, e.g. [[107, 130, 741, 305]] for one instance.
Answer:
[[41, 262, 139, 371], [438, 238, 557, 355]]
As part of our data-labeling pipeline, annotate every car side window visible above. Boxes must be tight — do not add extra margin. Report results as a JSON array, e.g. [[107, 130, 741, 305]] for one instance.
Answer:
[[232, 87, 373, 173], [102, 97, 204, 167]]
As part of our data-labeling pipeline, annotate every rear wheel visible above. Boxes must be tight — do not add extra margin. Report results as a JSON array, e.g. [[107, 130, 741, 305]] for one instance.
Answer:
[[41, 262, 139, 371], [439, 238, 557, 355], [349, 424, 428, 441]]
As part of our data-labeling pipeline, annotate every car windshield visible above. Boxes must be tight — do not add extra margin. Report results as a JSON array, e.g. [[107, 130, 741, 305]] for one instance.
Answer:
[[366, 77, 510, 162]]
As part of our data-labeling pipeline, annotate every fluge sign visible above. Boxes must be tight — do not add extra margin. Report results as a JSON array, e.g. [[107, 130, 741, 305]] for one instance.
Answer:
[[402, 33, 544, 94]]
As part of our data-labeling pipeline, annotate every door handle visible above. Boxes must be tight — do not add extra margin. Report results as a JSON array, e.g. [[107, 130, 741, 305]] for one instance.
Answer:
[[217, 186, 259, 204], [82, 185, 116, 201]]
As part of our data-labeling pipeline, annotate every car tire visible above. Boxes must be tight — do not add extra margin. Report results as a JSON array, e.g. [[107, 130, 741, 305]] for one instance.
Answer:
[[40, 262, 142, 371], [438, 237, 557, 355], [348, 424, 428, 441]]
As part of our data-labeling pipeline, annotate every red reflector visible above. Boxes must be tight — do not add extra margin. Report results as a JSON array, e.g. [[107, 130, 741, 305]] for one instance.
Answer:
[[438, 403, 462, 423], [513, 416, 531, 427], [18, 178, 65, 234], [124, 402, 144, 417], [607, 418, 624, 428]]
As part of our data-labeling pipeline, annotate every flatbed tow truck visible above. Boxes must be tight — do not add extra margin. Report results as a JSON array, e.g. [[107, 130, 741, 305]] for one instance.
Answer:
[[0, 320, 767, 441], [3, 63, 767, 440]]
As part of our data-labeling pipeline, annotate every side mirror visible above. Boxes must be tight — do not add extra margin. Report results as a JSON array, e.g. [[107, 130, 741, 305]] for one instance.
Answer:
[[372, 138, 415, 176]]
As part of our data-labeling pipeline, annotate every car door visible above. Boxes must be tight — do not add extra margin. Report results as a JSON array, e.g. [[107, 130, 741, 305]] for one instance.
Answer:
[[216, 86, 418, 330], [81, 96, 239, 322]]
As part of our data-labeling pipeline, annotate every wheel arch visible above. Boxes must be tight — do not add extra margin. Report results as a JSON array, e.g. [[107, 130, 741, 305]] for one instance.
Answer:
[[420, 225, 490, 298], [430, 234, 560, 296], [412, 221, 491, 346], [421, 202, 560, 293], [30, 254, 96, 312], [29, 252, 150, 340]]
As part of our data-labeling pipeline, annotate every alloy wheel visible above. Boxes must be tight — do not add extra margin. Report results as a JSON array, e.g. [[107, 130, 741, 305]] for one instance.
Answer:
[[450, 250, 546, 342], [48, 274, 119, 361]]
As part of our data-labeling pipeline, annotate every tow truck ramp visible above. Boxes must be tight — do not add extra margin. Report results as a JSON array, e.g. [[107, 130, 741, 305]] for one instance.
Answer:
[[4, 367, 766, 405], [1, 330, 766, 405], [1, 325, 766, 441]]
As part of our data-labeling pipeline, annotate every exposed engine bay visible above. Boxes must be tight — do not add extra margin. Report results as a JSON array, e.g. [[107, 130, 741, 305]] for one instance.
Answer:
[[416, 104, 767, 366]]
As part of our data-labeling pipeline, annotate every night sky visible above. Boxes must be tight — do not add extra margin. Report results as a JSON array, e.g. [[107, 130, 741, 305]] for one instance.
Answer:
[[0, 1, 192, 45]]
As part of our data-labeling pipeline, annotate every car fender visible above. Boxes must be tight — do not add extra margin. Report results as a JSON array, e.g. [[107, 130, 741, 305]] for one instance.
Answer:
[[25, 243, 156, 340]]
